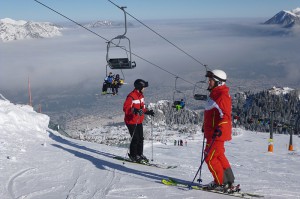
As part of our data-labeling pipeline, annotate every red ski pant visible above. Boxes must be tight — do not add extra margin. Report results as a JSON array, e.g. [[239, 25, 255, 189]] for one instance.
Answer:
[[204, 140, 230, 185]]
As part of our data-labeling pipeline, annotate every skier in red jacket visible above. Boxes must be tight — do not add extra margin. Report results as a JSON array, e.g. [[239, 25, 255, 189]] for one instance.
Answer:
[[123, 79, 155, 163], [203, 69, 235, 190]]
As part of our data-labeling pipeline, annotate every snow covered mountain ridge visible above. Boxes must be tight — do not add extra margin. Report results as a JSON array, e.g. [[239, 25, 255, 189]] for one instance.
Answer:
[[268, 86, 295, 95], [267, 86, 300, 99], [84, 20, 113, 28], [0, 18, 62, 42], [83, 20, 134, 28], [264, 7, 300, 28]]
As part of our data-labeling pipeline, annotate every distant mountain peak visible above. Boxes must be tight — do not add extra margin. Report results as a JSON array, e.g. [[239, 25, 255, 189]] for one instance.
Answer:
[[264, 8, 300, 28], [291, 7, 300, 15], [83, 20, 134, 29], [0, 18, 27, 25], [84, 20, 112, 28], [0, 18, 62, 42]]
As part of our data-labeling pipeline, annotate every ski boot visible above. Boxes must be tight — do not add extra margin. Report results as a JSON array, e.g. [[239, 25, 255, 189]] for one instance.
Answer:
[[135, 155, 148, 164], [224, 183, 240, 194], [128, 153, 138, 162], [140, 154, 149, 163], [206, 181, 226, 192]]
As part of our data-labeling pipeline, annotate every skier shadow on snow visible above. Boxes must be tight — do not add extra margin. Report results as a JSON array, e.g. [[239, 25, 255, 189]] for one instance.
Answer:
[[48, 130, 181, 184], [48, 130, 116, 159], [105, 122, 125, 126]]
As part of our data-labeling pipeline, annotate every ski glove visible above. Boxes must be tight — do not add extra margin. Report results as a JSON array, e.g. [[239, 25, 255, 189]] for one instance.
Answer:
[[213, 128, 222, 138], [133, 108, 144, 116], [145, 110, 155, 117]]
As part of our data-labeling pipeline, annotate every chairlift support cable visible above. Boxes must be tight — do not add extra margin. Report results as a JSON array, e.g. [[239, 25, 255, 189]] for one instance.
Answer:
[[107, 0, 215, 89], [107, 1, 236, 88], [107, 0, 209, 70], [33, 0, 109, 42], [33, 0, 206, 90]]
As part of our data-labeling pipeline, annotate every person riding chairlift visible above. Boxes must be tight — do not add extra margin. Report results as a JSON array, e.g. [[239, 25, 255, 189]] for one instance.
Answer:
[[112, 74, 122, 95], [102, 72, 114, 95], [173, 99, 185, 110]]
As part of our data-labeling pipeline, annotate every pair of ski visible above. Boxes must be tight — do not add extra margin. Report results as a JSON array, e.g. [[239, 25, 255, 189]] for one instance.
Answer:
[[113, 156, 177, 169], [161, 178, 264, 198]]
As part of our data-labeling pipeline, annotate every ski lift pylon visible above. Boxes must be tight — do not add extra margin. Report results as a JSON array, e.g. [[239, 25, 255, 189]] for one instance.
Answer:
[[106, 6, 136, 70]]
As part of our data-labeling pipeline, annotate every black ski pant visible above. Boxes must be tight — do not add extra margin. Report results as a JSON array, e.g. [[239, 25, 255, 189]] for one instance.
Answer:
[[112, 84, 119, 94], [102, 82, 112, 92], [126, 123, 144, 157], [102, 82, 108, 92]]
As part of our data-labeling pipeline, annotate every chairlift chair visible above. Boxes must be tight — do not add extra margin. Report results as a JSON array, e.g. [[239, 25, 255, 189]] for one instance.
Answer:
[[172, 77, 186, 109], [106, 38, 136, 69], [106, 6, 136, 70], [193, 80, 208, 101], [172, 90, 186, 109]]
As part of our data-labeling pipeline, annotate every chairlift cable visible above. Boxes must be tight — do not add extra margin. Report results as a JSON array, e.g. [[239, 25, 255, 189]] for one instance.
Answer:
[[107, 0, 209, 70], [107, 0, 213, 87], [33, 0, 109, 42], [33, 0, 203, 89]]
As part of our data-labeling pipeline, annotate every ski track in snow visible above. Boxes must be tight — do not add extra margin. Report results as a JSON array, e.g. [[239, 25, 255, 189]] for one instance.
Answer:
[[7, 168, 34, 199], [8, 167, 64, 199], [16, 185, 64, 199], [92, 169, 118, 198], [65, 164, 82, 199]]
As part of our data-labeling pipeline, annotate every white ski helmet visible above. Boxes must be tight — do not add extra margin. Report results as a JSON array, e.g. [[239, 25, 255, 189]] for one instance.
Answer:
[[206, 69, 227, 82]]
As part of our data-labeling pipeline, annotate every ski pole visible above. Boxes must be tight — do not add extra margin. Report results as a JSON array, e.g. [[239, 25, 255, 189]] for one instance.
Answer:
[[189, 137, 216, 188], [197, 133, 206, 183], [151, 116, 154, 161]]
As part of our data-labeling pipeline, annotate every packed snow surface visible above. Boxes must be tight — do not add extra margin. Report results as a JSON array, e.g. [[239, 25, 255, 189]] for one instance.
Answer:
[[1, 98, 300, 199]]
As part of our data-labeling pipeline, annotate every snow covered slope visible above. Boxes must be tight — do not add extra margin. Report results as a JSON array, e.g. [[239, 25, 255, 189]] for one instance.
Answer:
[[1, 97, 300, 199], [0, 18, 62, 42]]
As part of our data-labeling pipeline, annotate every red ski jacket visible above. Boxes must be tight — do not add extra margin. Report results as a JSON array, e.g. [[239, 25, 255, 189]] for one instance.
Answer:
[[204, 85, 232, 143], [123, 89, 147, 125]]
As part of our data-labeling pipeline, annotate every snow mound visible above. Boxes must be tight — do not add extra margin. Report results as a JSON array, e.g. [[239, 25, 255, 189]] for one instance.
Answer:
[[0, 98, 49, 137]]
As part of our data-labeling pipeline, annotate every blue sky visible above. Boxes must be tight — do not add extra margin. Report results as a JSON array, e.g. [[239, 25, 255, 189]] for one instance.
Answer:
[[1, 0, 299, 22]]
